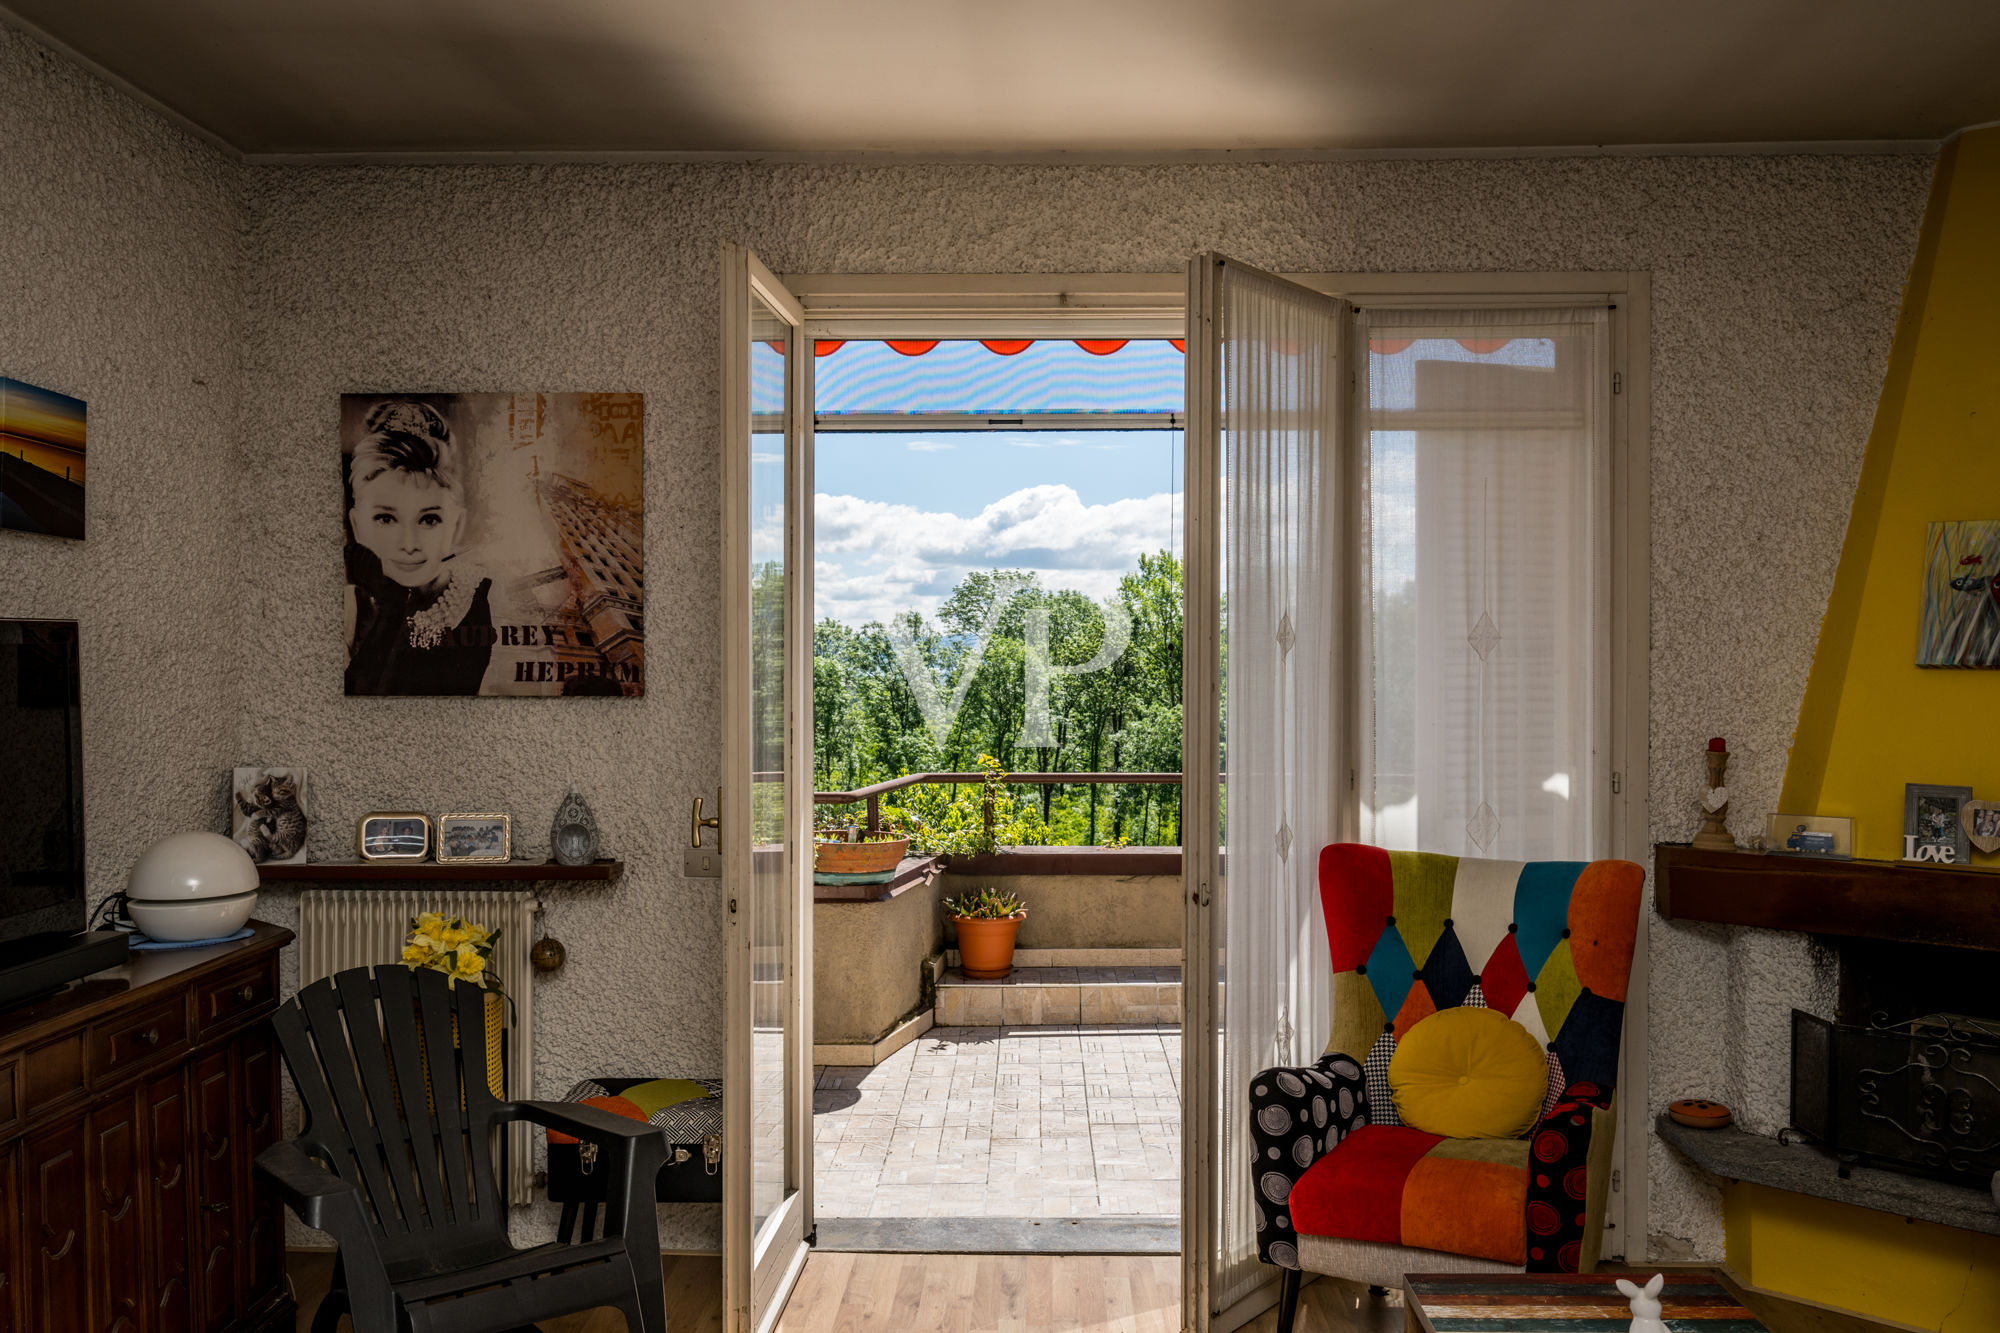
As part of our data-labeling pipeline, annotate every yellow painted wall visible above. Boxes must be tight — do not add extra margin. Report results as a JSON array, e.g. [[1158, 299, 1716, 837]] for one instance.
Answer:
[[1781, 128, 2000, 857], [1758, 126, 2000, 1329], [1726, 1184, 2000, 1330]]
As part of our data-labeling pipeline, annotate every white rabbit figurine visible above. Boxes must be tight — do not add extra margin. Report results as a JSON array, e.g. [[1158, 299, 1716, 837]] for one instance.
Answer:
[[1614, 1273, 1667, 1333]]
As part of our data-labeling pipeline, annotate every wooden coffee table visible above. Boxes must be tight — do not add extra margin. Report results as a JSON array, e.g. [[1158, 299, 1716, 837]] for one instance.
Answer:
[[1404, 1271, 1769, 1331]]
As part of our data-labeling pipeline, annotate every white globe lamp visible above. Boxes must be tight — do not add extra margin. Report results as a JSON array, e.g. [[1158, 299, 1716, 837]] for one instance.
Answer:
[[126, 832, 260, 942]]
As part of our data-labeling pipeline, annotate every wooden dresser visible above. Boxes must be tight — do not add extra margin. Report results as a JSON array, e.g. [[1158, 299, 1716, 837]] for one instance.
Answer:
[[0, 922, 294, 1333]]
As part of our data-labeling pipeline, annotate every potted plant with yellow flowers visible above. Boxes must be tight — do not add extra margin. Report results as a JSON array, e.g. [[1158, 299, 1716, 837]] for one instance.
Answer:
[[402, 911, 507, 1098]]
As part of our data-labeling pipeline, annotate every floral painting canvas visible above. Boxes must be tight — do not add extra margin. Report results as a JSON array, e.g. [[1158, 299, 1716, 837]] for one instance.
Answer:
[[1918, 520, 2000, 667]]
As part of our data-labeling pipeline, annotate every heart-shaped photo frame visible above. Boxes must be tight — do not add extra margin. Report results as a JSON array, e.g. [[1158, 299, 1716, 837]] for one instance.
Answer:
[[1962, 801, 2000, 855]]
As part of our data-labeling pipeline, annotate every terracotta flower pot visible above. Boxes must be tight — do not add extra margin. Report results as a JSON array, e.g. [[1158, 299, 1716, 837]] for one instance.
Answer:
[[952, 911, 1027, 980], [814, 837, 909, 876]]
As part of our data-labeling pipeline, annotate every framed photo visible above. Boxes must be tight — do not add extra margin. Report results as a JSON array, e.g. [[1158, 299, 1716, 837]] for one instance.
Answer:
[[0, 376, 86, 540], [1764, 813, 1853, 860], [231, 767, 310, 865], [1904, 784, 1973, 865], [437, 813, 512, 864], [356, 812, 432, 862], [341, 393, 644, 698]]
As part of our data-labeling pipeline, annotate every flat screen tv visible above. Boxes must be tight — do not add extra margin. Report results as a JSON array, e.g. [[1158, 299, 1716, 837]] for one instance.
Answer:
[[0, 619, 124, 1005], [1, 619, 83, 937]]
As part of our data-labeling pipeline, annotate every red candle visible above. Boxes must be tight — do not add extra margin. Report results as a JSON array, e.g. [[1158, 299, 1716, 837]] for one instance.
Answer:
[[1707, 737, 1726, 752]]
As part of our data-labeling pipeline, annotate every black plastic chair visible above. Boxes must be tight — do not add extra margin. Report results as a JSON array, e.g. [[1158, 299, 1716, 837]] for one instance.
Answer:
[[256, 965, 669, 1333]]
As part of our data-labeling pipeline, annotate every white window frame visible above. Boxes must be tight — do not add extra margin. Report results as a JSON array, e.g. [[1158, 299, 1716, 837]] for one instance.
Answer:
[[783, 270, 1652, 1277]]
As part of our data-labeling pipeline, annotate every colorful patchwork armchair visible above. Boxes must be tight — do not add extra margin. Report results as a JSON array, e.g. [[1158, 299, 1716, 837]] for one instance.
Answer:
[[1250, 844, 1642, 1330]]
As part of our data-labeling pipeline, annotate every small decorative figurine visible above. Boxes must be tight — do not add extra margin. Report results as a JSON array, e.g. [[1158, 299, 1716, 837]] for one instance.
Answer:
[[551, 787, 601, 866], [1614, 1274, 1668, 1333], [1691, 737, 1737, 851]]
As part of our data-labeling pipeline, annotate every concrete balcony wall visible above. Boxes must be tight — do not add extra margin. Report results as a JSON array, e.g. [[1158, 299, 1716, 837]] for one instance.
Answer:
[[812, 875, 945, 1046], [940, 847, 1183, 952], [813, 848, 1185, 1049]]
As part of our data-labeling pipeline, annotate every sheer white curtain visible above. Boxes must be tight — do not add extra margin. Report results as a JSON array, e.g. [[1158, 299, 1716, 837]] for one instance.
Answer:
[[1356, 307, 1610, 861], [1213, 264, 1343, 1314]]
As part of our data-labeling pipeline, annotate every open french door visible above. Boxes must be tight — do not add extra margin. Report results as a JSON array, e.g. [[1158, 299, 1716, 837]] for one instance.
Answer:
[[1183, 254, 1351, 1333], [719, 243, 815, 1333]]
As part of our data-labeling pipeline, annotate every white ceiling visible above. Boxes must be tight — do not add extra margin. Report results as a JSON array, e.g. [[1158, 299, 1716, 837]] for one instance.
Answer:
[[8, 0, 2000, 158]]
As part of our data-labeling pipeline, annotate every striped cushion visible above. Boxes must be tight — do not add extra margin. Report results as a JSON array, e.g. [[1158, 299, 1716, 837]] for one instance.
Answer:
[[550, 1075, 723, 1145]]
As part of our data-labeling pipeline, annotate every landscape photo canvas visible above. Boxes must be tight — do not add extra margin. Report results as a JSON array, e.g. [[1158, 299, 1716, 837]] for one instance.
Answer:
[[341, 392, 644, 697], [0, 376, 86, 540], [1918, 520, 2000, 667]]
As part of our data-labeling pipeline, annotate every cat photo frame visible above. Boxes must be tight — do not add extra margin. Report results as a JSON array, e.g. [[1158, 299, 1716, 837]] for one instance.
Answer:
[[231, 766, 310, 865]]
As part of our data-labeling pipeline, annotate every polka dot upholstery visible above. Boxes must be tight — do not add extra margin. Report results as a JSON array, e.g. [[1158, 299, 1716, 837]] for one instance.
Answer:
[[1248, 845, 1642, 1276]]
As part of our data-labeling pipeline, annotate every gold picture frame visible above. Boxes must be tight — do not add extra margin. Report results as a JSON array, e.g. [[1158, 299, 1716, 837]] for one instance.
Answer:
[[356, 811, 432, 861], [436, 812, 512, 864]]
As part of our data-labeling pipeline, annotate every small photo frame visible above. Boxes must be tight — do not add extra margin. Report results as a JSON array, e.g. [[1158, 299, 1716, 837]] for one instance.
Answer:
[[437, 813, 512, 864], [1764, 813, 1853, 860], [356, 812, 432, 861], [1904, 784, 1973, 865]]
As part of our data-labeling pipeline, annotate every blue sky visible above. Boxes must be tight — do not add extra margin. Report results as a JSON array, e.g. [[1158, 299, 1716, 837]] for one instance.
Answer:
[[815, 429, 1181, 625], [797, 340, 1186, 626]]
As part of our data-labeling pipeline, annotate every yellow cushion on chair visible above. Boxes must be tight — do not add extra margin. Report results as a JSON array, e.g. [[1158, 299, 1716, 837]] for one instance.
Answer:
[[1387, 1006, 1548, 1139]]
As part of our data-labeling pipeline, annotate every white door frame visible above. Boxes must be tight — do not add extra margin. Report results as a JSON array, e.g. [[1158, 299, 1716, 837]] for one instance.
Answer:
[[766, 271, 1653, 1313], [720, 242, 817, 1333]]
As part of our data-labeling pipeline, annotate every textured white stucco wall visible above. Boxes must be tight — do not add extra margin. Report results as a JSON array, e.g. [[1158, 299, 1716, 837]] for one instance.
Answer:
[[0, 19, 1936, 1260], [0, 27, 245, 890], [238, 153, 1930, 1255]]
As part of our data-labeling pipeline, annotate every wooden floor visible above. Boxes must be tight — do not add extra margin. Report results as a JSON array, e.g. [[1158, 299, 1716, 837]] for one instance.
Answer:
[[287, 1250, 1902, 1333]]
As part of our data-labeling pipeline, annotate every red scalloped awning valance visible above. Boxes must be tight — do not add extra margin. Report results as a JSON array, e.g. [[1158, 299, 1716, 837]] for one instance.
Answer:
[[764, 339, 1191, 358], [766, 337, 1517, 358]]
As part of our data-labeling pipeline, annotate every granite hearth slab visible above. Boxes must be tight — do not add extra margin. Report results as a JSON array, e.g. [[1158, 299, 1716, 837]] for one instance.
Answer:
[[1658, 1112, 2000, 1237]]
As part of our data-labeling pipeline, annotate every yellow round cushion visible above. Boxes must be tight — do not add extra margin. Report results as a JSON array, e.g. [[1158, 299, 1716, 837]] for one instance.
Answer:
[[1387, 1007, 1549, 1139]]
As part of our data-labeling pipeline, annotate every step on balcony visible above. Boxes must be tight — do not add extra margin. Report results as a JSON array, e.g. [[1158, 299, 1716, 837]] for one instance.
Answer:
[[935, 964, 1183, 1026]]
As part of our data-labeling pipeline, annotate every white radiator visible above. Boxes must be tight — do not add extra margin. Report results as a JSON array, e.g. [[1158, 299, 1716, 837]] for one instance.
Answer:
[[298, 888, 540, 1204]]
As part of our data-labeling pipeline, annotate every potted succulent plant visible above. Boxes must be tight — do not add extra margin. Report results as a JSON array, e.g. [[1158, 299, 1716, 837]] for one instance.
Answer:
[[943, 886, 1028, 979], [813, 810, 909, 880]]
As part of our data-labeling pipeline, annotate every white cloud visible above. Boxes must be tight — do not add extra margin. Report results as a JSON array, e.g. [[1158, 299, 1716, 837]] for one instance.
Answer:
[[813, 483, 1180, 626], [905, 440, 956, 452], [1007, 434, 1123, 451]]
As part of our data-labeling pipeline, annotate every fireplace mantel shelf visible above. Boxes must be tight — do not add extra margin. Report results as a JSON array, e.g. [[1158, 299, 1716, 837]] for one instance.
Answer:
[[1658, 1114, 2000, 1238], [1654, 843, 2000, 952]]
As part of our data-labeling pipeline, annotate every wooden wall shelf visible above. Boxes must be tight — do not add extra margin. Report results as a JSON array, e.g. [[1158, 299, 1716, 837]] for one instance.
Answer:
[[256, 859, 624, 884], [1655, 843, 2000, 952]]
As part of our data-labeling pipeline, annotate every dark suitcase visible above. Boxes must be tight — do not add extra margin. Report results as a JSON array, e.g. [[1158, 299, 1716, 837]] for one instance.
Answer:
[[545, 1076, 724, 1241]]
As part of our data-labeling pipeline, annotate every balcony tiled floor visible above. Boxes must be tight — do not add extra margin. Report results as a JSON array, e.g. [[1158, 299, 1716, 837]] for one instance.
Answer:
[[813, 1023, 1182, 1219]]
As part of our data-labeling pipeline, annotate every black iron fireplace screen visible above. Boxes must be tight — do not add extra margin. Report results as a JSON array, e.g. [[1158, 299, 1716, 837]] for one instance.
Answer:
[[1792, 1007, 2000, 1186]]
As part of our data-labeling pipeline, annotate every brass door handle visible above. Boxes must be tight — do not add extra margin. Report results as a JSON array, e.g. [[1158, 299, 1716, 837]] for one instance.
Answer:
[[691, 791, 720, 848]]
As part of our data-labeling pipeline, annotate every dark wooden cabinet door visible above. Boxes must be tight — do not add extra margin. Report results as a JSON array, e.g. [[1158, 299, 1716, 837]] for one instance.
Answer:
[[232, 1029, 282, 1319], [145, 1071, 195, 1333], [189, 1051, 237, 1333], [0, 1143, 21, 1333], [24, 1118, 88, 1333], [87, 1090, 145, 1333]]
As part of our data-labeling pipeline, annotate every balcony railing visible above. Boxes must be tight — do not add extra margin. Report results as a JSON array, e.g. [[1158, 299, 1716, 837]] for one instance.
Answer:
[[809, 770, 1183, 841]]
